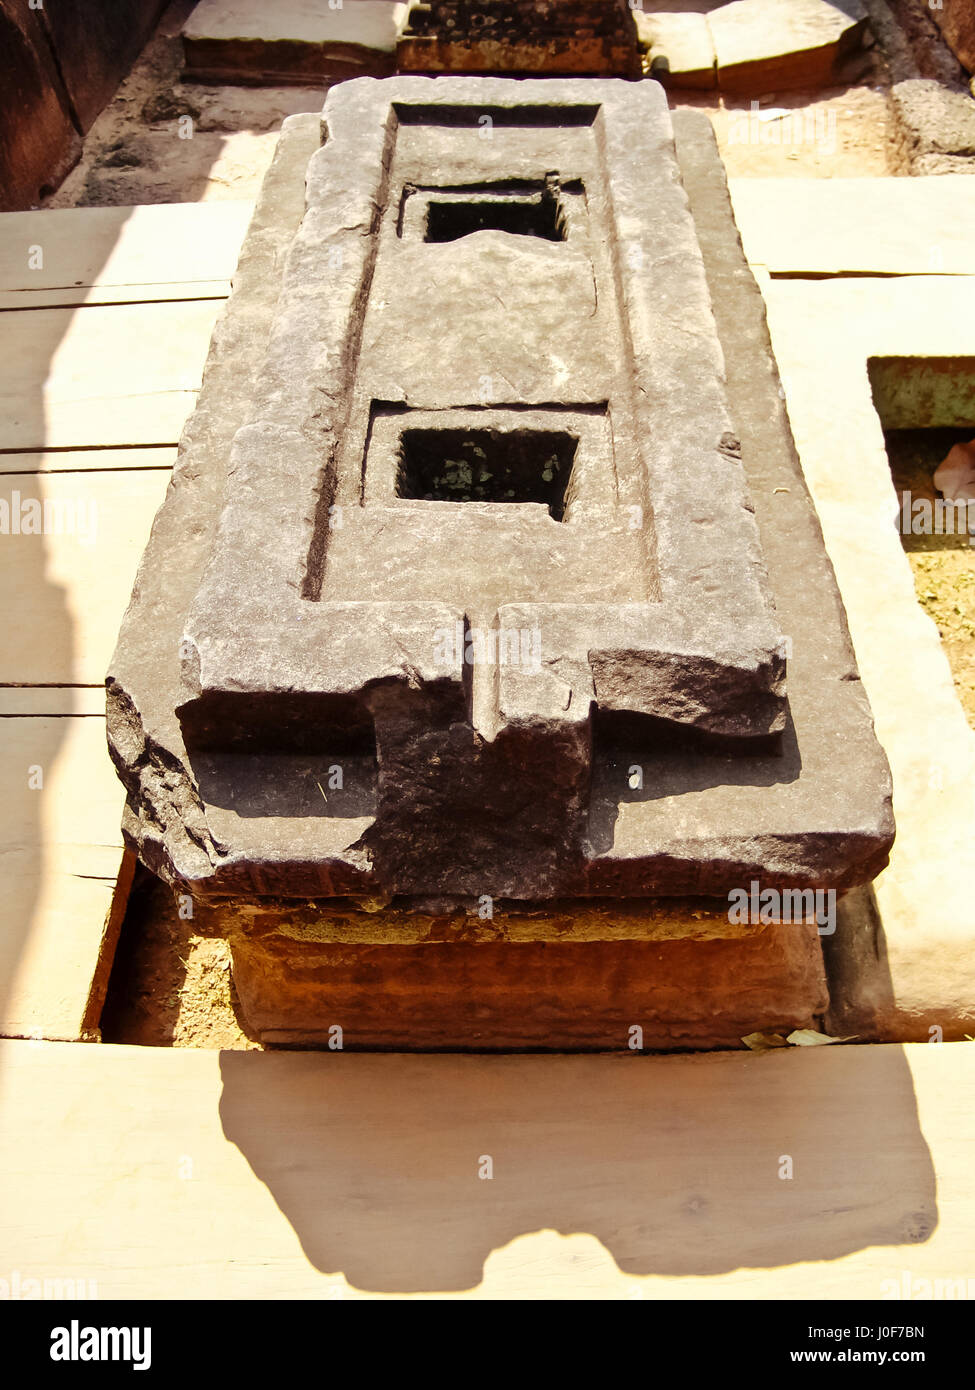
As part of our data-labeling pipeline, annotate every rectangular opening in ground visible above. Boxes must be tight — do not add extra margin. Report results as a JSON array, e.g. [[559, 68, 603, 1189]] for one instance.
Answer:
[[868, 356, 975, 554], [867, 355, 975, 729], [396, 427, 578, 519]]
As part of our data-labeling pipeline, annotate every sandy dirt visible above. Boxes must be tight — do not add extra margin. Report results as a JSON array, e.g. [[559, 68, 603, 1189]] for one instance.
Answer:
[[678, 80, 896, 178], [101, 868, 259, 1048]]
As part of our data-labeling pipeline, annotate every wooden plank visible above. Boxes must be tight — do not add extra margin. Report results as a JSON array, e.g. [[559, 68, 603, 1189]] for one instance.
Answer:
[[0, 445, 177, 476], [0, 715, 127, 1041], [0, 713, 123, 857], [759, 275, 975, 1041], [729, 175, 975, 277], [0, 688, 106, 716], [0, 469, 172, 684], [0, 201, 252, 305], [0, 282, 230, 310], [0, 299, 223, 450], [0, 1040, 970, 1297]]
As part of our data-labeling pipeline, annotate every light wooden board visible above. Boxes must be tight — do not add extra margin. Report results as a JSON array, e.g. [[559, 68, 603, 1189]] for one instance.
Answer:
[[760, 275, 975, 1038], [0, 717, 127, 1041], [0, 283, 230, 311], [0, 201, 252, 308], [0, 688, 106, 716], [729, 175, 975, 277], [0, 299, 223, 450], [0, 445, 178, 476], [0, 468, 172, 684], [0, 1039, 971, 1298]]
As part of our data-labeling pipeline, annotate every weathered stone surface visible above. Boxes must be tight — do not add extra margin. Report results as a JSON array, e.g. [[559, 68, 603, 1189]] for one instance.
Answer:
[[397, 0, 641, 76], [709, 0, 868, 94], [825, 885, 975, 1044], [637, 12, 717, 89], [182, 0, 407, 84], [890, 78, 975, 176], [107, 83, 893, 928]]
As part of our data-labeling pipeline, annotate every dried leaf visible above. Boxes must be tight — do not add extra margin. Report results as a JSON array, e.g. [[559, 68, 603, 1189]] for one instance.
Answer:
[[741, 1031, 789, 1052], [786, 1028, 857, 1047]]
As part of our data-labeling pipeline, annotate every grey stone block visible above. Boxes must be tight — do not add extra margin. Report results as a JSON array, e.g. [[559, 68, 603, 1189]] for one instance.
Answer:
[[107, 80, 893, 911]]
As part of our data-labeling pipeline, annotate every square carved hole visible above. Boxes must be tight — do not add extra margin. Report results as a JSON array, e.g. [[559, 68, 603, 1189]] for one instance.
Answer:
[[396, 428, 578, 519], [424, 190, 565, 243]]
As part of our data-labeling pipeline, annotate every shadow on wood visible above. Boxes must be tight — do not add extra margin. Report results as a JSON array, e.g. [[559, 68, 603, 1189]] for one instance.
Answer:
[[219, 1043, 936, 1293]]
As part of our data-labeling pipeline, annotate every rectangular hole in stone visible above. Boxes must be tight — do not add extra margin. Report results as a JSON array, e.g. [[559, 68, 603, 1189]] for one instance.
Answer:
[[396, 428, 578, 520], [392, 103, 600, 129], [425, 191, 565, 243]]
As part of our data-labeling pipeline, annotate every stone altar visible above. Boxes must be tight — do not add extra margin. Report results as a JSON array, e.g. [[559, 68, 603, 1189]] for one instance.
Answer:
[[107, 79, 894, 1047]]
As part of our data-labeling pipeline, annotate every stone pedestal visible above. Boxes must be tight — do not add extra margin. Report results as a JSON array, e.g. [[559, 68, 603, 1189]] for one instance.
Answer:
[[107, 83, 893, 1047]]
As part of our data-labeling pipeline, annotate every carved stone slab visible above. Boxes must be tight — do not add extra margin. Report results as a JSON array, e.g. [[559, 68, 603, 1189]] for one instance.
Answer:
[[107, 83, 893, 911]]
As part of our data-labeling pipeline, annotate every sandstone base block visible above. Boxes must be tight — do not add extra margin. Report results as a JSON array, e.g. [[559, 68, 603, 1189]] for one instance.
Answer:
[[205, 900, 829, 1049]]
